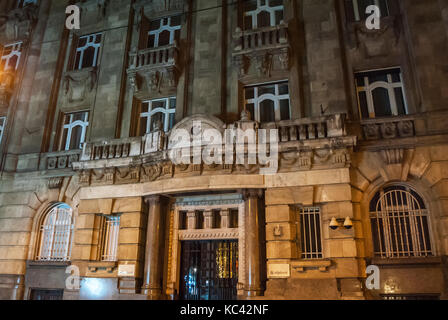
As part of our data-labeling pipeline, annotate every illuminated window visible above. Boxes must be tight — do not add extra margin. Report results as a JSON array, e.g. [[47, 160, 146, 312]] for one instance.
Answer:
[[60, 111, 89, 151], [355, 68, 408, 119], [370, 186, 434, 258], [37, 203, 74, 262], [147, 15, 181, 48], [140, 97, 176, 134], [243, 0, 284, 30], [297, 207, 323, 259], [99, 215, 120, 262], [74, 33, 102, 70], [0, 42, 22, 71], [0, 117, 6, 144], [244, 81, 290, 123], [346, 0, 389, 22]]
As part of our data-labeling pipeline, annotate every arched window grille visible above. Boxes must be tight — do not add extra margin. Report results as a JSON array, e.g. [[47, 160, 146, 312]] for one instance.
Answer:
[[370, 186, 433, 258], [148, 15, 181, 48], [140, 97, 176, 134], [244, 0, 284, 30], [37, 204, 74, 262]]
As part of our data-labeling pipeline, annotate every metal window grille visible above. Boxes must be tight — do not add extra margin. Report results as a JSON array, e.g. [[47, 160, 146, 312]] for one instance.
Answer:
[[0, 117, 6, 144], [148, 15, 181, 48], [101, 215, 120, 262], [299, 207, 323, 259], [0, 42, 22, 71], [244, 81, 290, 122], [37, 204, 74, 261], [370, 186, 433, 258], [74, 33, 102, 70], [351, 0, 389, 21], [140, 97, 176, 133], [355, 67, 408, 119], [61, 111, 89, 150], [244, 0, 284, 29]]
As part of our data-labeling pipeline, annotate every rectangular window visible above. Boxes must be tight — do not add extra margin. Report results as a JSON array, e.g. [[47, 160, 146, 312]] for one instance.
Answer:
[[355, 68, 408, 119], [100, 215, 120, 262], [74, 33, 102, 70], [298, 207, 323, 259], [140, 97, 176, 135], [345, 0, 389, 22], [60, 111, 89, 151], [147, 15, 181, 48], [244, 81, 290, 123], [243, 0, 284, 30], [0, 117, 6, 144], [0, 42, 22, 71]]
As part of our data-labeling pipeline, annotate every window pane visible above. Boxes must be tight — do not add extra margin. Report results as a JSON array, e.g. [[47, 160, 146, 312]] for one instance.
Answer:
[[260, 99, 275, 122], [280, 99, 290, 120], [358, 91, 369, 119], [69, 126, 83, 150], [372, 87, 392, 117], [394, 88, 406, 115], [246, 104, 255, 121], [258, 84, 275, 95]]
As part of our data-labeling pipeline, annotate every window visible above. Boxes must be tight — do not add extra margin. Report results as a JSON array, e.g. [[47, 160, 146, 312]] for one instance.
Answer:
[[370, 186, 433, 258], [243, 0, 284, 30], [345, 0, 389, 22], [99, 215, 120, 262], [140, 97, 176, 134], [0, 117, 6, 144], [298, 207, 323, 259], [17, 0, 37, 8], [37, 203, 74, 262], [60, 111, 89, 151], [74, 33, 102, 70], [147, 15, 181, 48], [244, 81, 290, 123], [355, 68, 408, 119], [0, 42, 22, 71]]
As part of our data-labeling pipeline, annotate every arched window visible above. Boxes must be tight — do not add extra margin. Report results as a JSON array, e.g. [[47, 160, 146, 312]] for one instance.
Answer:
[[243, 0, 284, 30], [36, 203, 74, 262], [370, 185, 433, 258]]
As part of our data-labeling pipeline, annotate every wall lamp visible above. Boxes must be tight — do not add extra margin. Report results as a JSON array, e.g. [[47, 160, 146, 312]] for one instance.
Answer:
[[329, 217, 353, 230]]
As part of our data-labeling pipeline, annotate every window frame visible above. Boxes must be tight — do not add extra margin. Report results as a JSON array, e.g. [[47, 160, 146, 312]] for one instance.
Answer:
[[17, 0, 37, 8], [36, 203, 74, 262], [73, 33, 103, 71], [296, 206, 324, 260], [140, 97, 176, 134], [355, 67, 409, 119], [369, 185, 435, 259], [0, 117, 6, 145], [99, 214, 121, 262], [244, 81, 291, 123], [60, 111, 89, 151], [147, 15, 181, 49], [0, 42, 22, 71], [243, 0, 284, 29]]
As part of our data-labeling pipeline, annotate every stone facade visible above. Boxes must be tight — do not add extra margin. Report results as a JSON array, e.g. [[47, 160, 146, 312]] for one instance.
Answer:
[[0, 0, 447, 300]]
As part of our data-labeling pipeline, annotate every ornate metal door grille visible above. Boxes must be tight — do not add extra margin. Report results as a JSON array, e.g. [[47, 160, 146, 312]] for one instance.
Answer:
[[180, 240, 238, 300]]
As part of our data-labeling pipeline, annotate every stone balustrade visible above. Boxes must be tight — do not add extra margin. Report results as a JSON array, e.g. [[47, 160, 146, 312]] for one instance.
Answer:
[[128, 43, 178, 70], [233, 23, 289, 54]]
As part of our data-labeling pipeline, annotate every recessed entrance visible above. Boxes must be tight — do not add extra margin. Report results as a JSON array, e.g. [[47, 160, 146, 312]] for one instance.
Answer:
[[179, 240, 238, 300]]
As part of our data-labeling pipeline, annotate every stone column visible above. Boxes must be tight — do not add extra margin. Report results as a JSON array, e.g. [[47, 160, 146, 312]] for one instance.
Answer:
[[186, 210, 196, 230], [243, 189, 264, 297], [220, 209, 230, 228], [142, 195, 166, 299], [203, 210, 214, 229]]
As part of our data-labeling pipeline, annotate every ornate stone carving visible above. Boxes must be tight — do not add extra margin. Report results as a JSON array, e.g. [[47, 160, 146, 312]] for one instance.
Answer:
[[48, 177, 63, 189], [0, 4, 38, 44], [380, 148, 404, 165], [362, 118, 415, 141], [255, 53, 273, 77], [63, 68, 98, 104]]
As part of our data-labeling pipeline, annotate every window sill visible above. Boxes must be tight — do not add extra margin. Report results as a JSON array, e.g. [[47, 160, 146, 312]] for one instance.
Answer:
[[291, 259, 332, 273], [87, 261, 117, 273], [370, 256, 443, 267], [27, 260, 71, 268]]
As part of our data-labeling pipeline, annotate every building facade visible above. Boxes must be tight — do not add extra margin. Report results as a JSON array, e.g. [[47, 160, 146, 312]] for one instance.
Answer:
[[0, 0, 447, 300]]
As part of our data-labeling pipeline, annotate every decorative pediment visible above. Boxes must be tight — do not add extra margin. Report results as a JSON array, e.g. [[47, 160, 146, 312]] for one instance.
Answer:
[[0, 4, 38, 44]]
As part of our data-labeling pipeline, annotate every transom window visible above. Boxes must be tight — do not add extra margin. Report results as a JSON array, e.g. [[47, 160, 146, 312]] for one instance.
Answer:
[[17, 0, 37, 8], [140, 97, 176, 134], [0, 42, 22, 71], [244, 81, 290, 123], [345, 0, 389, 22], [370, 186, 434, 258], [99, 215, 120, 262], [297, 207, 323, 259], [37, 203, 74, 262], [60, 111, 89, 151], [147, 15, 181, 48], [74, 33, 102, 70], [355, 68, 408, 119], [0, 117, 6, 144], [243, 0, 284, 30]]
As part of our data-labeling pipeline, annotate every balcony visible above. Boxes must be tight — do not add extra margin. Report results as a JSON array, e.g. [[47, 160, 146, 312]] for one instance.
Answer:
[[232, 23, 290, 77], [127, 43, 179, 95]]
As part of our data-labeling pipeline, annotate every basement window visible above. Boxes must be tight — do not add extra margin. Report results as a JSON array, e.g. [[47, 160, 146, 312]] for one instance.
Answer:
[[297, 207, 323, 260]]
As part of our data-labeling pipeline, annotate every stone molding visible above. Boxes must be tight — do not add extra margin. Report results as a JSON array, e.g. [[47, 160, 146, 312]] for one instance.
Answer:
[[0, 4, 38, 45]]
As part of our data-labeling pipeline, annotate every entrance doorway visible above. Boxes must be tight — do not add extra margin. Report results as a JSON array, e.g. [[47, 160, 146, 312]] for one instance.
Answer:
[[180, 240, 238, 300]]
